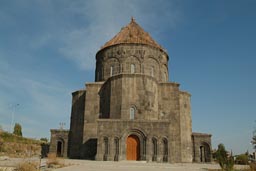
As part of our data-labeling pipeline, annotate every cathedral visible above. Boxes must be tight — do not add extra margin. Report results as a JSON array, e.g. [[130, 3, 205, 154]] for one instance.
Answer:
[[49, 18, 212, 163]]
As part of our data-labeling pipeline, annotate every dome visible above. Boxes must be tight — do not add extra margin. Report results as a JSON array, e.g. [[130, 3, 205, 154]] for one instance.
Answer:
[[100, 17, 164, 51]]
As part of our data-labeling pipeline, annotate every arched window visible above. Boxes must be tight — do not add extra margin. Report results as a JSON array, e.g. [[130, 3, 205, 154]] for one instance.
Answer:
[[150, 66, 154, 77], [163, 138, 168, 162], [131, 64, 135, 74], [110, 66, 113, 76], [130, 107, 135, 120], [152, 138, 157, 161], [114, 138, 119, 161]]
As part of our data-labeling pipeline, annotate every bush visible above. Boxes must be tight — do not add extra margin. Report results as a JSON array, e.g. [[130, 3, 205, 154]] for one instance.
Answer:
[[235, 154, 248, 165]]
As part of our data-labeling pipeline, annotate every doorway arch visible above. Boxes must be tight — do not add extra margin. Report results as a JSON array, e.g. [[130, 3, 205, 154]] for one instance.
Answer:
[[126, 135, 140, 160], [200, 142, 211, 162], [56, 138, 64, 157]]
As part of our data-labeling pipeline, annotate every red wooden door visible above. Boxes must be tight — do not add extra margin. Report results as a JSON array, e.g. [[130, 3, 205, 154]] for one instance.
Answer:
[[126, 135, 140, 160]]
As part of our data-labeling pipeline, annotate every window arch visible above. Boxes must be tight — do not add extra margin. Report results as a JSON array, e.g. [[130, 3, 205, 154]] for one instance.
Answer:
[[130, 106, 136, 120], [163, 138, 168, 162], [131, 64, 135, 73], [150, 66, 154, 77], [110, 66, 113, 76], [152, 137, 157, 161], [114, 137, 119, 161]]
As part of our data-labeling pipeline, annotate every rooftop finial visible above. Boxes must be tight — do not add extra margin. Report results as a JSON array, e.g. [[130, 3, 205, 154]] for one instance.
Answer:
[[131, 16, 135, 23]]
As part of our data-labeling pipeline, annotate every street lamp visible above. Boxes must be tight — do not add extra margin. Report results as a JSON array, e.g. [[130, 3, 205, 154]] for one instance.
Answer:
[[9, 103, 19, 133]]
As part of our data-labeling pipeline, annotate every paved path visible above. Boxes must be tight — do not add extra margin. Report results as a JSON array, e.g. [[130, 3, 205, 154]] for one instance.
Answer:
[[0, 158, 249, 171], [54, 160, 222, 171]]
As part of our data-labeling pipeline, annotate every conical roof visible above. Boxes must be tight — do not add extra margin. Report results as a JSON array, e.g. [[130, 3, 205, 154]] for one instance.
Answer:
[[100, 18, 164, 51]]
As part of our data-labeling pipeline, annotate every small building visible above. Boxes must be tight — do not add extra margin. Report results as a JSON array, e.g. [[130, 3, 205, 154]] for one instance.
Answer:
[[50, 18, 212, 163]]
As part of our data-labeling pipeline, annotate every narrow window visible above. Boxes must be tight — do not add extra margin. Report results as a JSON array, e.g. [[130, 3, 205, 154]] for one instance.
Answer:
[[130, 107, 135, 120], [110, 66, 113, 76], [131, 64, 135, 73], [150, 67, 154, 77], [152, 138, 157, 161], [163, 138, 168, 162], [114, 138, 119, 161]]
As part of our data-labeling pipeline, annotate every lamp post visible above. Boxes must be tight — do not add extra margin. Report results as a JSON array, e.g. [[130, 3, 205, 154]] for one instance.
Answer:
[[9, 103, 19, 133]]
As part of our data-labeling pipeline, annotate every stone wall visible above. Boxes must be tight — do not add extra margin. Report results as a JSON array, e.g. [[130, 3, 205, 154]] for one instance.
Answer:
[[99, 74, 159, 120], [96, 119, 170, 162], [82, 82, 103, 159], [179, 91, 193, 162], [68, 90, 86, 158], [95, 44, 169, 82]]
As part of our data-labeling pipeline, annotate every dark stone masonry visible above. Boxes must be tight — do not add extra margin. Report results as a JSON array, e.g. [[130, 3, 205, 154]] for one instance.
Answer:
[[50, 18, 212, 163]]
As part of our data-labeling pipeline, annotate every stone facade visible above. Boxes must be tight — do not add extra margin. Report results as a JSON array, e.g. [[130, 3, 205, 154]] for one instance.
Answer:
[[50, 18, 212, 163]]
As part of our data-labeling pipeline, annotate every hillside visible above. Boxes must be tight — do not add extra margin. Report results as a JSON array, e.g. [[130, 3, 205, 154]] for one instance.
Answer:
[[0, 131, 45, 158]]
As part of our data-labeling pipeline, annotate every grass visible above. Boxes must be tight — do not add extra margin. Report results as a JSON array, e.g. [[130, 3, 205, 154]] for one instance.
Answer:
[[0, 132, 41, 145], [16, 161, 38, 171]]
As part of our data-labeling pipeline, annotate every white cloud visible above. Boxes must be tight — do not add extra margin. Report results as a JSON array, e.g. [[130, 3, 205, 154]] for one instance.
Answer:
[[57, 0, 182, 70], [0, 57, 71, 138]]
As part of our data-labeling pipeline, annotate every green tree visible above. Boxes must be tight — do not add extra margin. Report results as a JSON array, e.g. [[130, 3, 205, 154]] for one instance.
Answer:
[[216, 144, 234, 171], [13, 123, 22, 136], [40, 138, 48, 143]]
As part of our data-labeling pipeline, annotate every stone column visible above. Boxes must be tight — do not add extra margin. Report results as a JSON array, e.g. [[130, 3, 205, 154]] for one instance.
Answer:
[[146, 136, 152, 162], [109, 137, 114, 161], [96, 137, 103, 161]]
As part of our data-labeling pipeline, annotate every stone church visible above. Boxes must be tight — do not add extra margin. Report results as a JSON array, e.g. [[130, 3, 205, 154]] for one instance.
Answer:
[[49, 18, 212, 163]]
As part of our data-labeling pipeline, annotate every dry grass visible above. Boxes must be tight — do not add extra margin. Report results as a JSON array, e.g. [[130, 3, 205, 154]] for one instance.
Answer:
[[0, 132, 41, 158], [46, 152, 65, 168], [16, 161, 38, 171], [47, 153, 58, 165], [250, 163, 256, 171]]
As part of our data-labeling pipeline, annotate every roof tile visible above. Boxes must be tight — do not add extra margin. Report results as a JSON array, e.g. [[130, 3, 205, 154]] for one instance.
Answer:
[[101, 18, 164, 51]]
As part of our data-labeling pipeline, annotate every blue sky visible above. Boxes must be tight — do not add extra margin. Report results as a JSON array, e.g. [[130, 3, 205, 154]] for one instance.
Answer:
[[0, 0, 255, 155]]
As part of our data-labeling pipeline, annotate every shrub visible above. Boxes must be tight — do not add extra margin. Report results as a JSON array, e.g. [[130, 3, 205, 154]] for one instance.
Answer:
[[215, 144, 234, 171], [235, 154, 248, 165]]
